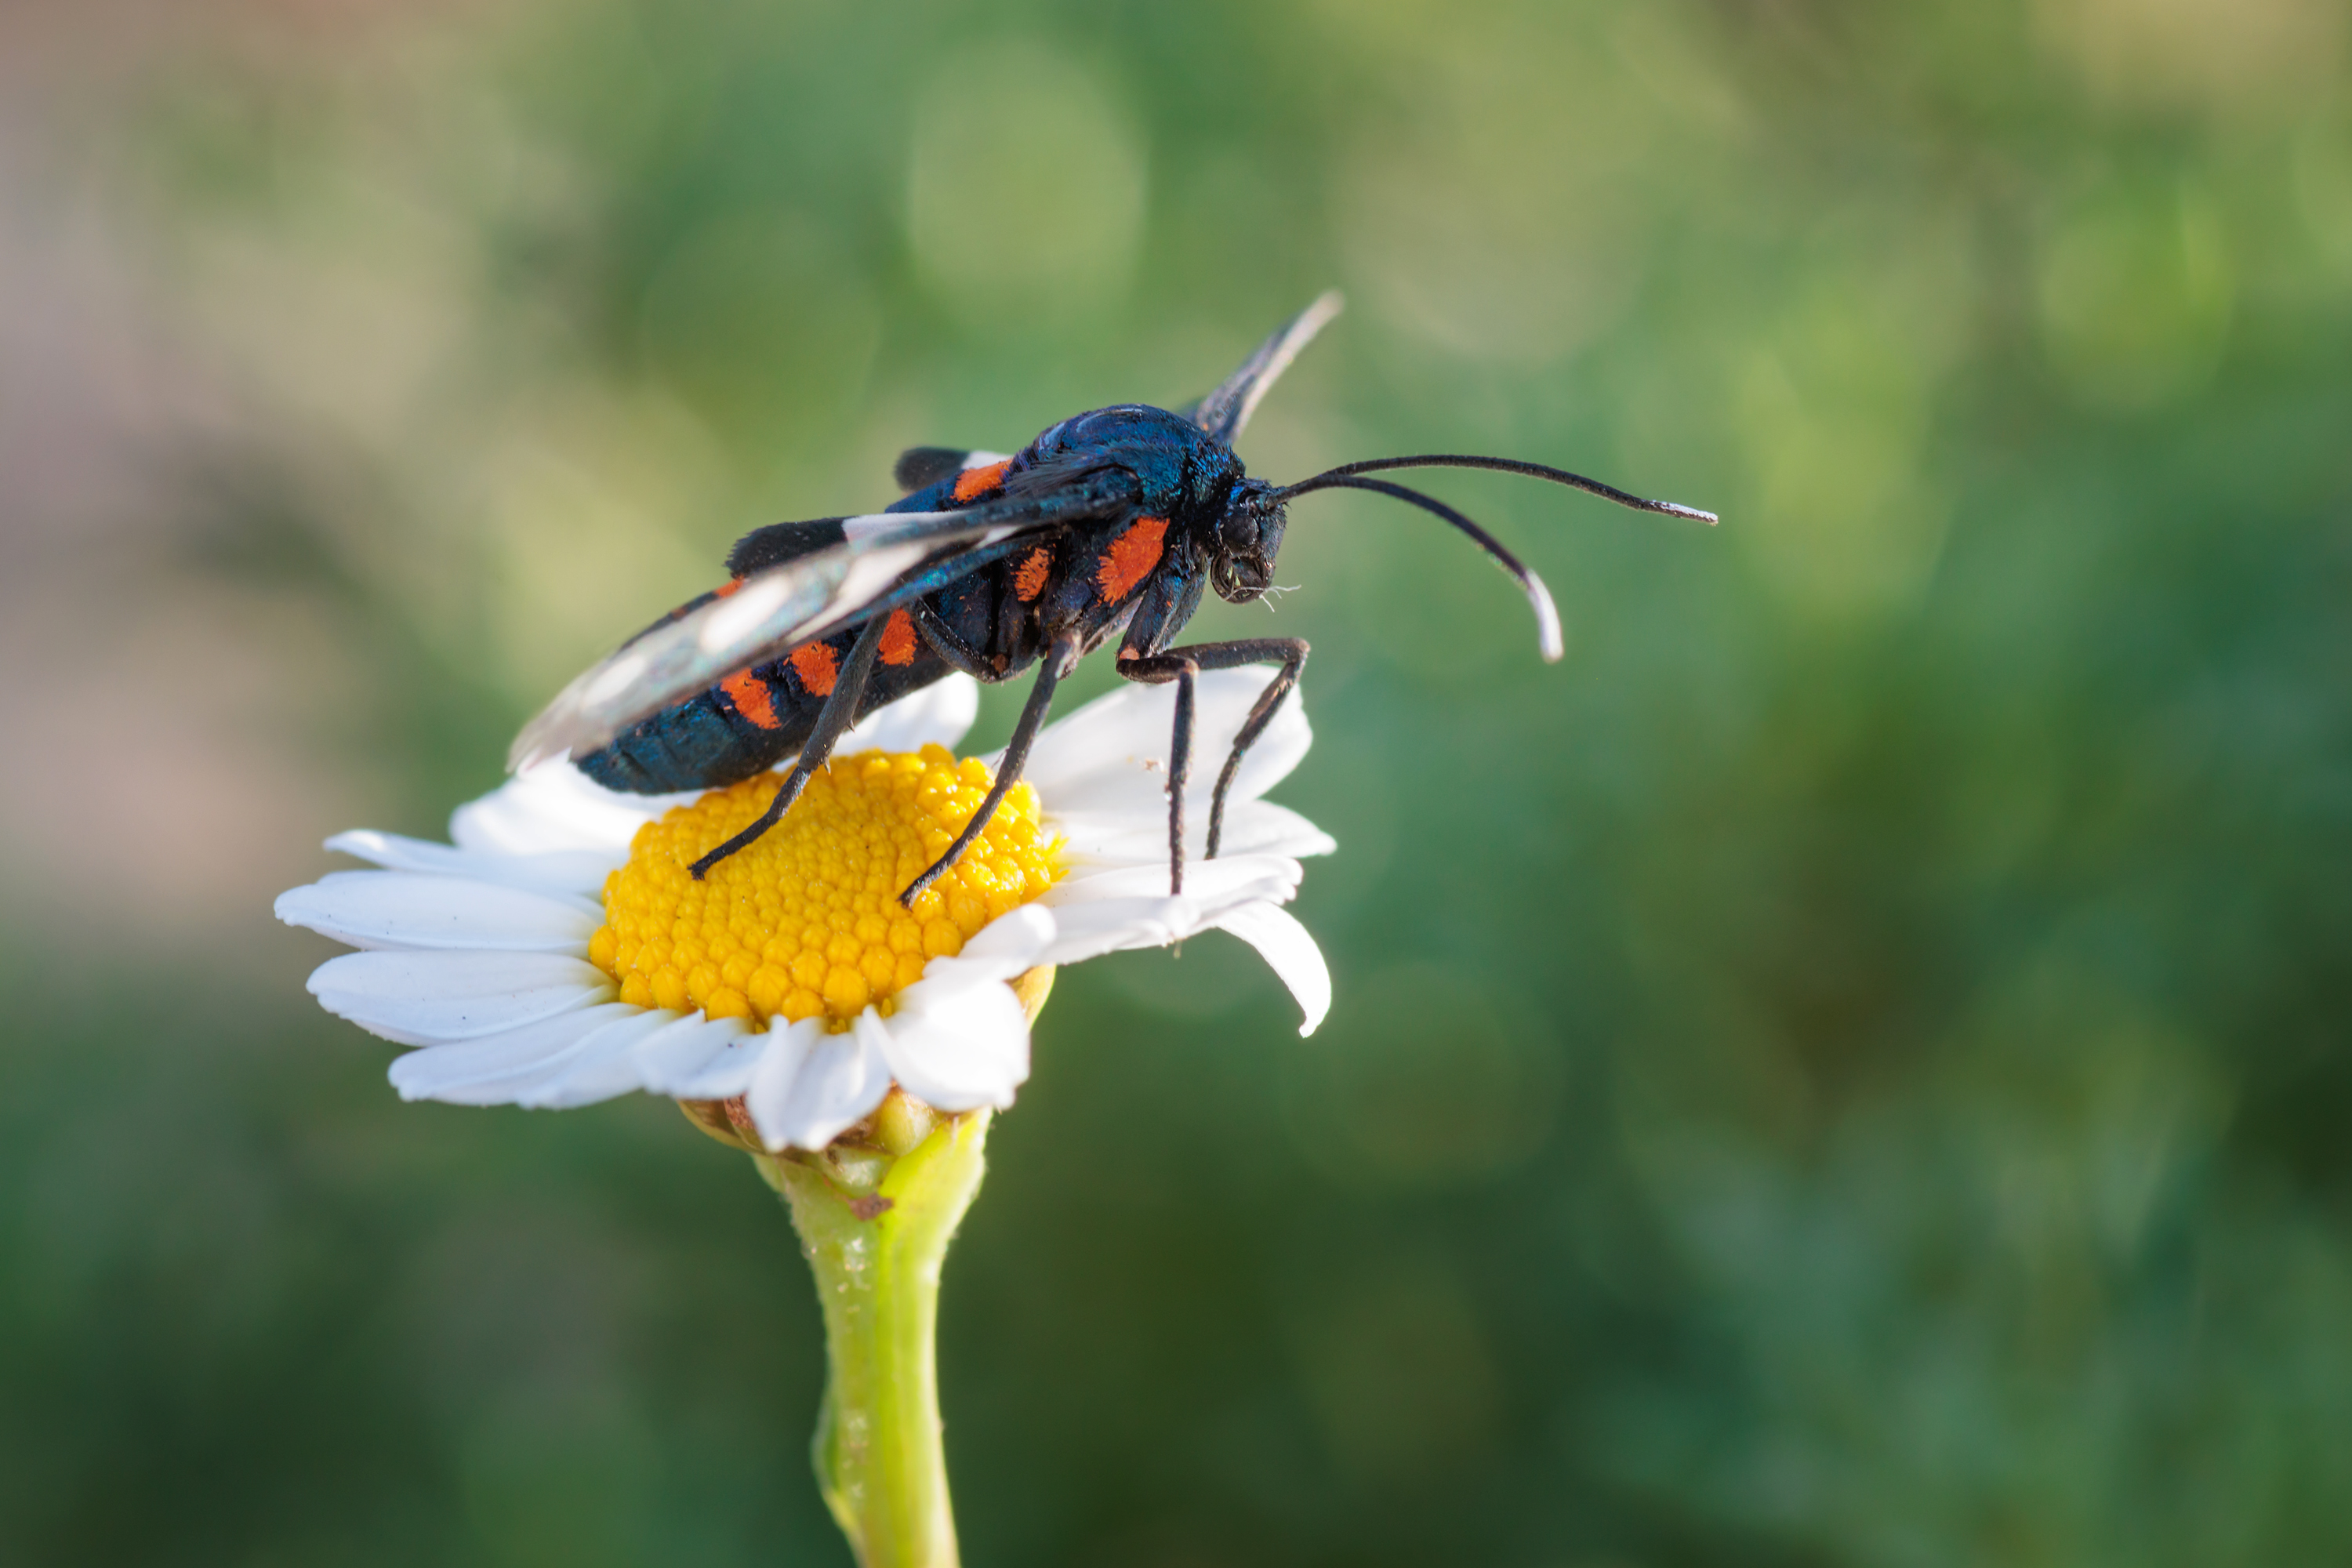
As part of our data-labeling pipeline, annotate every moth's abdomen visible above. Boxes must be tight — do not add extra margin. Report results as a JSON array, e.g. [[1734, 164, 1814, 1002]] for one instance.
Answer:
[[575, 606, 953, 795]]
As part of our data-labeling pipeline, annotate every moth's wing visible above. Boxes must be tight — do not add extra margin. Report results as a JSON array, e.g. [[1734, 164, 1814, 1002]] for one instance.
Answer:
[[511, 514, 1007, 773], [735, 448, 1022, 574], [725, 517, 854, 578], [892, 447, 1014, 493], [1185, 291, 1344, 444], [509, 474, 1136, 771]]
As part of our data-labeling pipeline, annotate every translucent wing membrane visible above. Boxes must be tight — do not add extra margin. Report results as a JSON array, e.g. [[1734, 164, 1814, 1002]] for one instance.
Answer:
[[508, 475, 1134, 771], [1188, 291, 1344, 444]]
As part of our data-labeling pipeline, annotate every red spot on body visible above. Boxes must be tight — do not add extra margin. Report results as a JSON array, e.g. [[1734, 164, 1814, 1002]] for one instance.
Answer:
[[720, 670, 781, 729], [1013, 546, 1052, 601], [1096, 516, 1168, 602], [878, 609, 918, 666], [789, 641, 839, 697], [953, 459, 1013, 503], [713, 578, 744, 598]]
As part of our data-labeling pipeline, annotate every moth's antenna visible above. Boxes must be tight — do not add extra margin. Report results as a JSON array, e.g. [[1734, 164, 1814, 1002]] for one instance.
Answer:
[[1298, 454, 1718, 524], [1277, 472, 1563, 661]]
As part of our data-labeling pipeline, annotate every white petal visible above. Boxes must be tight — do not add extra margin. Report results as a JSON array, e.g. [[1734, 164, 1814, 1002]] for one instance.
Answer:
[[394, 1005, 672, 1109], [276, 872, 598, 953], [1034, 852, 1302, 964], [630, 1012, 760, 1097], [1035, 896, 1194, 963], [840, 674, 979, 755], [757, 1027, 893, 1150], [1214, 902, 1332, 1036], [387, 1004, 641, 1104], [324, 829, 621, 896], [1017, 670, 1312, 817], [1211, 801, 1338, 859], [666, 1028, 768, 1101], [307, 950, 612, 1044], [742, 1018, 826, 1143], [450, 760, 684, 855], [1022, 672, 1275, 788], [1046, 855, 1299, 910], [929, 904, 1055, 983], [1049, 800, 1335, 866], [508, 1008, 687, 1109], [874, 977, 1030, 1112]]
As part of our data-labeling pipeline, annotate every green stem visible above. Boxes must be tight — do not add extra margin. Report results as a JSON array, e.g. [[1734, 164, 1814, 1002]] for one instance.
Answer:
[[765, 1111, 990, 1568]]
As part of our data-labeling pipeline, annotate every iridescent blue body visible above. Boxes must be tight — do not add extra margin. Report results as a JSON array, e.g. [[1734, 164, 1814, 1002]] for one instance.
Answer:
[[576, 404, 1268, 797]]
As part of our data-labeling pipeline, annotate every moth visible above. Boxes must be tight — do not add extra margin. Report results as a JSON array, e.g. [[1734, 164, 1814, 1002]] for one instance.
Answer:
[[512, 294, 1715, 900]]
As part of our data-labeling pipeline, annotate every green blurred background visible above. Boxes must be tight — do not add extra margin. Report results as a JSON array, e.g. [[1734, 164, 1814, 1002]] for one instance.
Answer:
[[5, 0, 2351, 1562]]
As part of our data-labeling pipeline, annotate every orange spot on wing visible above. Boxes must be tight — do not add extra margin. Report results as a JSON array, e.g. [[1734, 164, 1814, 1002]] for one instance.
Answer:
[[953, 459, 1013, 503], [878, 608, 918, 666], [1095, 516, 1168, 602], [789, 641, 839, 697], [720, 670, 781, 729], [713, 578, 744, 598], [1013, 546, 1052, 601]]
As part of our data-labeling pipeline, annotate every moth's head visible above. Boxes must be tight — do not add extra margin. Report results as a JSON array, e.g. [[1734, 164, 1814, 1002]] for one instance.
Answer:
[[1210, 478, 1287, 603]]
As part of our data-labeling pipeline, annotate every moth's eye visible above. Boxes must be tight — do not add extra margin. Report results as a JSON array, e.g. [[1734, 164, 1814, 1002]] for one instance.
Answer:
[[1220, 508, 1261, 554]]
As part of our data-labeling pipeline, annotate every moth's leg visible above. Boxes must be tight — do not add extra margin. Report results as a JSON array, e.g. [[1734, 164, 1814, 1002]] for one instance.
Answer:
[[689, 614, 892, 880], [908, 598, 997, 680], [897, 632, 1080, 908], [1192, 640, 1312, 858], [1117, 637, 1310, 883], [1108, 653, 1198, 894]]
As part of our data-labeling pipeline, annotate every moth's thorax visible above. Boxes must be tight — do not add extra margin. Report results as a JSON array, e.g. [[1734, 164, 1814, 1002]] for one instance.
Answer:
[[1012, 404, 1283, 612], [1019, 403, 1250, 526]]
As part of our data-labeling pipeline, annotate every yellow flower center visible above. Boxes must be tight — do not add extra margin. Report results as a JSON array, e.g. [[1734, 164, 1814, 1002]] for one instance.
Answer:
[[586, 746, 1061, 1030]]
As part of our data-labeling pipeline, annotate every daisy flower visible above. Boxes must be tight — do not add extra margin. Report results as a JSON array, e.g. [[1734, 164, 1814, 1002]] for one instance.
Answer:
[[275, 670, 1333, 1150]]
